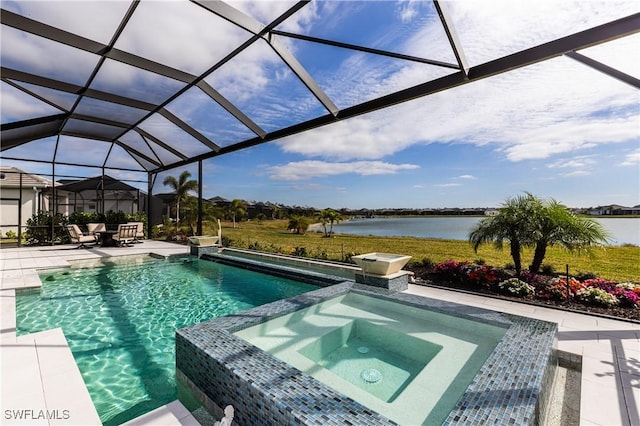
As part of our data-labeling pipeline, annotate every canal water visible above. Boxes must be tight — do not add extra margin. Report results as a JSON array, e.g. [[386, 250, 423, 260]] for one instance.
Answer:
[[327, 217, 640, 246]]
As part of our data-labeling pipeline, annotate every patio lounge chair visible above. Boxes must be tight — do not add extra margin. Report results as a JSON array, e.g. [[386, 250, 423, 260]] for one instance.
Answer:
[[113, 224, 138, 247], [66, 224, 97, 248], [86, 222, 107, 235], [127, 222, 144, 243]]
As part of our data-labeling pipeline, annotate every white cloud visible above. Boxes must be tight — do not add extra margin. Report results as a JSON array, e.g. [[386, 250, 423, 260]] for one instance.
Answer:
[[274, 1, 639, 166], [620, 149, 640, 166], [434, 183, 461, 188], [2, 1, 131, 44], [267, 160, 419, 181], [0, 83, 63, 122], [447, 0, 640, 67], [546, 157, 596, 169], [397, 1, 421, 23], [561, 170, 591, 177], [457, 174, 477, 180], [279, 55, 639, 162], [290, 183, 328, 191]]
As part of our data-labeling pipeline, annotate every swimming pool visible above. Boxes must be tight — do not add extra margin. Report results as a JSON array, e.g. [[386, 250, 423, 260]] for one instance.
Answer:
[[15, 255, 317, 425]]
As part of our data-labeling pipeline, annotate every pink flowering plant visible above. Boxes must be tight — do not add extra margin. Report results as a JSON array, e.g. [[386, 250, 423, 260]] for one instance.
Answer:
[[518, 271, 547, 288], [581, 279, 640, 307], [424, 260, 638, 315]]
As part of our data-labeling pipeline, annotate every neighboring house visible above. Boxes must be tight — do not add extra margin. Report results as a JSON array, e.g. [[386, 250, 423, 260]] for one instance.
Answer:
[[207, 196, 231, 208], [588, 205, 638, 215], [0, 166, 68, 236], [56, 175, 143, 214]]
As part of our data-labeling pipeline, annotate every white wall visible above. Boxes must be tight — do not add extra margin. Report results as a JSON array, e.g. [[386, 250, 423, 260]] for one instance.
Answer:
[[0, 187, 72, 237]]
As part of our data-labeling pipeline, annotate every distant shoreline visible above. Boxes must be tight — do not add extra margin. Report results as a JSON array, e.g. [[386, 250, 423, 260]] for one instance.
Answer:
[[308, 216, 640, 246]]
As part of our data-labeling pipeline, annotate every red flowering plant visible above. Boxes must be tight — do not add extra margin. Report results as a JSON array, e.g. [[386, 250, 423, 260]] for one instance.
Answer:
[[465, 265, 505, 290], [537, 277, 585, 301], [433, 260, 470, 281]]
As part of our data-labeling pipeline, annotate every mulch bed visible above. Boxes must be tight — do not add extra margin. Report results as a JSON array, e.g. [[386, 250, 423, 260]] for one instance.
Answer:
[[406, 265, 640, 323]]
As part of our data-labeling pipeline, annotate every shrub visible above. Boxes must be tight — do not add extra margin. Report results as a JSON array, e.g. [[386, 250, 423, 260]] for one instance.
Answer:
[[105, 210, 127, 225], [465, 265, 503, 289], [575, 271, 597, 281], [583, 278, 617, 293], [344, 252, 359, 263], [291, 246, 307, 257], [518, 271, 547, 288], [576, 287, 619, 307], [314, 248, 329, 260], [617, 282, 640, 292], [5, 230, 17, 239], [25, 211, 69, 245], [537, 277, 584, 301], [247, 241, 263, 251], [267, 243, 285, 254], [498, 278, 534, 297], [68, 211, 105, 226], [420, 257, 435, 268], [540, 264, 555, 275], [615, 288, 640, 307], [433, 260, 469, 280], [220, 236, 233, 247]]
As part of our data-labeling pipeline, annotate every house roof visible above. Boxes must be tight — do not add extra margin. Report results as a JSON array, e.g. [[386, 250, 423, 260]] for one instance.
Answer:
[[55, 175, 139, 192], [0, 166, 53, 188], [1, 2, 637, 176]]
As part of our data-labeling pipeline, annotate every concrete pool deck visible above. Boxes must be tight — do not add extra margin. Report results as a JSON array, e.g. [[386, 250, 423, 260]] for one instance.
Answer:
[[1, 243, 638, 425]]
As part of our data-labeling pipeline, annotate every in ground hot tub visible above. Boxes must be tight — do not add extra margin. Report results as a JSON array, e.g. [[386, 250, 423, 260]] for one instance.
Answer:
[[176, 282, 558, 426], [233, 292, 506, 425], [351, 253, 411, 276]]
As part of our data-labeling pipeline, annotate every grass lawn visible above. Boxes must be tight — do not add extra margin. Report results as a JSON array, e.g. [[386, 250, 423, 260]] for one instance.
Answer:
[[213, 219, 640, 283]]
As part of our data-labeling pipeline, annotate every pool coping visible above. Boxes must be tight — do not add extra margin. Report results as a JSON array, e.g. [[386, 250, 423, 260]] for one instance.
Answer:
[[176, 281, 558, 425]]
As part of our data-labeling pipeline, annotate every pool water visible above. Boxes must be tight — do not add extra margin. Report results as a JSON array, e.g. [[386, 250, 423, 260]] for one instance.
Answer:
[[16, 256, 315, 425], [298, 318, 443, 402], [235, 292, 508, 425]]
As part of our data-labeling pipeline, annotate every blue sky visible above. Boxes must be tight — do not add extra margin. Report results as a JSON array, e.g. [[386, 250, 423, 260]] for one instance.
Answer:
[[2, 1, 639, 209]]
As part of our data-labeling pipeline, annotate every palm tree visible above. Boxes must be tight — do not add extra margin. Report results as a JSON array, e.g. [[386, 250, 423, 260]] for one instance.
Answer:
[[229, 199, 247, 228], [469, 192, 610, 275], [469, 193, 539, 274], [527, 199, 610, 273], [319, 208, 342, 237], [287, 216, 309, 234], [162, 171, 198, 232]]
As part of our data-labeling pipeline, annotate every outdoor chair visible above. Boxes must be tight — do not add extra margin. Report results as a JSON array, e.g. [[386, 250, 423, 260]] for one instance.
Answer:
[[87, 222, 107, 235], [66, 224, 97, 249], [113, 224, 138, 247], [127, 222, 144, 243]]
